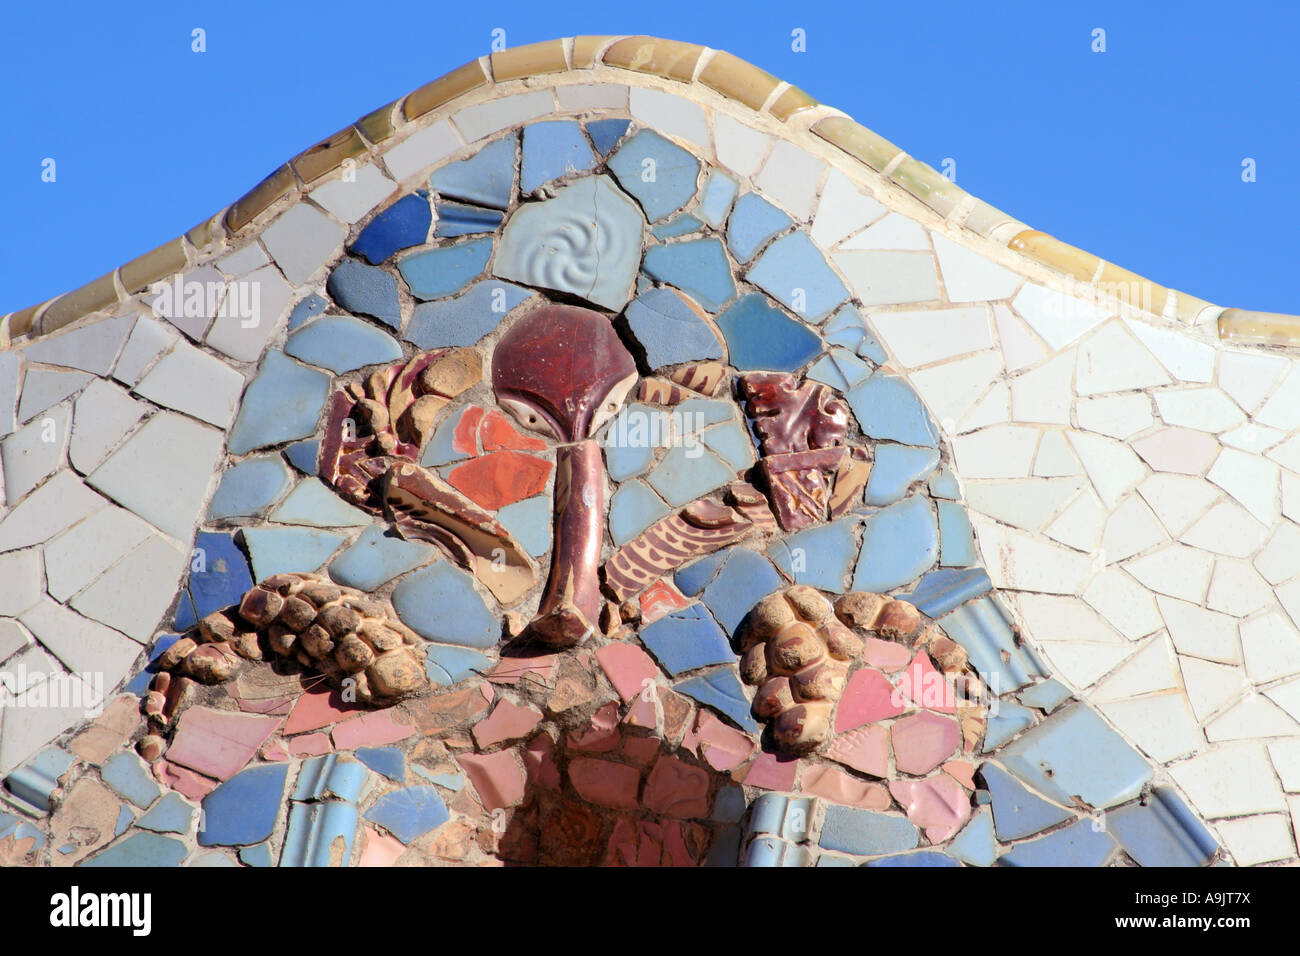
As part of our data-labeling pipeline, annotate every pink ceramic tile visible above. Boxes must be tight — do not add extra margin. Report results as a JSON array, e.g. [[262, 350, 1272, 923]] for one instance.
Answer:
[[942, 759, 977, 790], [898, 652, 956, 714], [623, 694, 657, 729], [567, 701, 621, 751], [639, 579, 692, 623], [568, 757, 641, 809], [833, 668, 905, 733], [891, 711, 960, 775], [331, 708, 416, 750], [642, 755, 709, 818], [284, 685, 364, 735], [289, 733, 333, 757], [888, 774, 972, 843], [153, 760, 218, 801], [473, 699, 544, 748], [457, 750, 528, 811], [595, 643, 660, 701], [803, 763, 890, 810], [827, 724, 890, 777], [740, 751, 798, 791], [523, 733, 561, 790], [259, 739, 291, 762], [862, 637, 912, 672], [358, 825, 408, 867], [165, 707, 282, 780], [488, 654, 557, 685], [682, 710, 755, 771]]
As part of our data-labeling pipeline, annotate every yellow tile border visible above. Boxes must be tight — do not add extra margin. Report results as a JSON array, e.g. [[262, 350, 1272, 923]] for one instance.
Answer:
[[7, 35, 1295, 349]]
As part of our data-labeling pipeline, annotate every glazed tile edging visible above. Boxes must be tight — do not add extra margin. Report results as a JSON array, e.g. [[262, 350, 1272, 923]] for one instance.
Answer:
[[1, 34, 1291, 350]]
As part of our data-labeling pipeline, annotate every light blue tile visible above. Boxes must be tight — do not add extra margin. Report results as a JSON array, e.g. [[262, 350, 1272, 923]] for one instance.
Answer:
[[430, 135, 515, 210], [852, 495, 937, 592], [392, 562, 499, 647], [603, 404, 660, 480], [521, 120, 597, 193], [228, 351, 331, 455], [495, 495, 552, 557], [727, 193, 791, 262], [937, 501, 977, 566], [293, 754, 369, 803], [624, 287, 725, 370], [326, 258, 401, 328], [701, 420, 756, 471], [288, 293, 328, 331], [822, 305, 888, 364], [270, 477, 372, 528], [1018, 678, 1073, 713], [350, 192, 432, 264], [609, 480, 670, 545], [398, 237, 493, 300], [101, 752, 161, 809], [747, 233, 849, 322], [640, 604, 733, 675], [898, 567, 992, 618], [946, 808, 996, 866], [432, 201, 503, 237], [405, 279, 534, 349], [284, 439, 320, 474], [980, 762, 1073, 841], [1000, 818, 1117, 867], [646, 444, 736, 507], [208, 456, 292, 519], [238, 843, 275, 867], [330, 524, 434, 591], [80, 832, 187, 867], [716, 293, 822, 371], [818, 806, 918, 856], [285, 315, 403, 373], [865, 851, 961, 867], [356, 747, 406, 782], [864, 444, 939, 506], [421, 406, 473, 466], [808, 349, 873, 392], [697, 171, 738, 227], [4, 747, 75, 811], [642, 238, 737, 312], [939, 596, 1045, 692], [700, 548, 783, 633], [1106, 788, 1217, 867], [928, 465, 961, 500], [281, 801, 358, 867], [608, 129, 700, 221], [845, 372, 938, 447], [586, 118, 630, 156], [136, 791, 196, 834], [426, 644, 491, 685], [651, 214, 702, 239], [199, 764, 288, 847], [981, 701, 1037, 752], [365, 786, 450, 844], [241, 527, 347, 578], [769, 517, 859, 593], [675, 666, 759, 732], [675, 549, 729, 597]]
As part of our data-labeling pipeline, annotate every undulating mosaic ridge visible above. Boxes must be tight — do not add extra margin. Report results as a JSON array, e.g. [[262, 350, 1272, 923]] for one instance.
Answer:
[[0, 36, 1294, 867]]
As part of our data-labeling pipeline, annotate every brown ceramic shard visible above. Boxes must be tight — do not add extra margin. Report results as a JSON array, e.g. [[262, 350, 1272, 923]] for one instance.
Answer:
[[637, 361, 729, 405], [760, 447, 846, 531], [829, 448, 872, 518], [739, 372, 849, 455], [490, 305, 638, 647], [602, 482, 778, 601]]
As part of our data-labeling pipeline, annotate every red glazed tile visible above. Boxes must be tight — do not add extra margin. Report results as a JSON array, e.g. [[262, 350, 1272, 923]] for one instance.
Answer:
[[488, 654, 557, 685], [623, 693, 657, 729], [567, 701, 621, 752], [153, 760, 218, 801], [622, 735, 661, 765], [447, 451, 552, 510], [833, 668, 905, 733], [891, 711, 960, 775], [898, 652, 956, 714], [642, 755, 709, 818], [568, 757, 641, 809], [638, 579, 692, 623], [739, 751, 798, 791], [480, 409, 547, 452], [289, 733, 333, 757], [682, 710, 755, 771], [165, 707, 282, 780], [523, 733, 561, 790], [284, 685, 364, 735], [827, 724, 890, 777], [595, 643, 659, 701], [452, 406, 485, 455], [803, 763, 890, 810], [259, 739, 291, 761], [472, 699, 543, 749], [331, 707, 415, 750], [458, 750, 528, 810], [888, 774, 972, 843], [862, 637, 912, 672]]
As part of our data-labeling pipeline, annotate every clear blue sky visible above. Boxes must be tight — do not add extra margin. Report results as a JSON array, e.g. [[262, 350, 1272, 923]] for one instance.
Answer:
[[3, 0, 1296, 315]]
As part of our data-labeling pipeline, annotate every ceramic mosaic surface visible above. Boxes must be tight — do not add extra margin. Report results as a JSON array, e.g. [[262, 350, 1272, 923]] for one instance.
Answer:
[[0, 35, 1294, 868]]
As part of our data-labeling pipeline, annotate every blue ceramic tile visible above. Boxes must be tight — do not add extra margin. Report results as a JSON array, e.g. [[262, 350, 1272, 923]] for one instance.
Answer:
[[609, 480, 671, 545], [114, 804, 134, 836], [747, 792, 789, 837], [398, 238, 493, 301], [350, 192, 432, 264], [701, 420, 756, 471], [392, 562, 499, 647], [624, 287, 725, 370], [865, 444, 939, 506], [326, 258, 401, 328], [603, 404, 658, 480], [1018, 679, 1073, 713], [426, 644, 491, 685], [80, 832, 187, 867], [493, 175, 643, 310], [700, 548, 784, 634], [674, 398, 733, 429], [704, 826, 742, 867], [769, 517, 859, 593], [642, 239, 736, 312], [228, 351, 331, 455], [521, 120, 597, 193], [979, 762, 1073, 841], [330, 524, 434, 591], [101, 752, 161, 809], [270, 478, 372, 528], [586, 118, 631, 156], [406, 278, 533, 349], [651, 214, 703, 239], [171, 592, 197, 632], [715, 293, 822, 371], [189, 531, 255, 618], [1000, 704, 1153, 810], [198, 763, 289, 846], [674, 549, 729, 597], [294, 754, 369, 804], [713, 784, 747, 823], [646, 444, 735, 507], [639, 604, 733, 675], [433, 201, 504, 238], [928, 465, 961, 500], [937, 501, 977, 566], [608, 129, 700, 222], [420, 406, 473, 467], [285, 316, 403, 373], [697, 172, 738, 227], [1000, 818, 1117, 867], [494, 495, 552, 558], [414, 769, 464, 790], [675, 666, 760, 732], [281, 801, 358, 867], [430, 135, 515, 210], [845, 372, 938, 447], [819, 807, 919, 856], [822, 305, 888, 364], [126, 634, 182, 696], [727, 193, 791, 263], [136, 791, 195, 834], [241, 527, 347, 579], [189, 851, 236, 866], [852, 495, 937, 592], [898, 567, 992, 618], [946, 808, 997, 866], [815, 853, 857, 867], [4, 747, 75, 811], [747, 233, 849, 322], [284, 439, 320, 475], [938, 596, 1045, 692], [808, 349, 873, 392], [288, 293, 329, 331], [865, 851, 962, 867], [364, 785, 450, 843], [238, 843, 275, 867], [208, 456, 292, 520], [1106, 788, 1218, 867], [743, 836, 792, 867], [355, 747, 406, 782], [981, 701, 1037, 752]]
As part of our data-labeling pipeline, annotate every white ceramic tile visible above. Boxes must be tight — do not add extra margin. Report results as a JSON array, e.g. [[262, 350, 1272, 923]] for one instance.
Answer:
[[19, 597, 144, 686], [1223, 422, 1285, 454], [1268, 740, 1300, 791], [810, 170, 885, 248], [1256, 365, 1300, 431], [952, 424, 1040, 479], [754, 140, 824, 221], [1100, 494, 1167, 563], [260, 204, 347, 286], [1075, 321, 1171, 395], [970, 515, 1094, 594], [1155, 387, 1246, 434], [1157, 595, 1241, 664], [1207, 558, 1276, 618], [1083, 567, 1165, 640], [1100, 692, 1202, 762], [112, 315, 176, 387], [1207, 696, 1299, 741], [1, 402, 69, 504], [205, 264, 291, 363], [1124, 544, 1215, 603], [1067, 431, 1147, 508], [1254, 520, 1300, 585], [910, 352, 1003, 431], [1180, 655, 1247, 723], [1012, 593, 1126, 643], [957, 381, 1011, 433], [1206, 448, 1279, 525], [1168, 743, 1287, 817], [1266, 677, 1300, 724], [1091, 633, 1181, 702], [1032, 429, 1083, 477], [0, 550, 42, 617], [1038, 642, 1135, 690], [0, 470, 108, 552], [629, 87, 709, 149], [1241, 612, 1300, 683], [840, 213, 929, 251], [43, 504, 155, 602], [833, 251, 939, 306], [965, 477, 1085, 532], [453, 89, 555, 142], [991, 303, 1047, 373], [382, 119, 462, 182], [0, 675, 100, 775], [1010, 350, 1073, 425], [134, 339, 246, 428], [1214, 813, 1295, 865], [216, 242, 269, 277], [1131, 427, 1220, 475], [1278, 577, 1300, 635], [1075, 393, 1153, 440], [1217, 349, 1289, 416], [1123, 318, 1215, 382], [1043, 488, 1107, 551], [1011, 283, 1111, 351], [1180, 500, 1270, 559], [1284, 472, 1300, 524], [1136, 473, 1220, 537], [930, 233, 1021, 303], [555, 83, 628, 110], [712, 112, 770, 179], [309, 163, 398, 224], [868, 306, 992, 367], [70, 534, 190, 642]]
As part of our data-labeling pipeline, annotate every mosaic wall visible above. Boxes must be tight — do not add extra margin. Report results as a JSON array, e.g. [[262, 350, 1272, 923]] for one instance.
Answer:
[[0, 36, 1293, 867]]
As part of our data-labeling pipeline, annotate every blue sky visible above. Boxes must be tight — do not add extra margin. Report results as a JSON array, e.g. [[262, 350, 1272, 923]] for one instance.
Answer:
[[3, 0, 1296, 315]]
